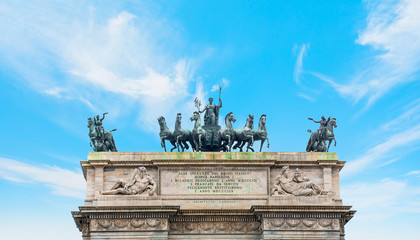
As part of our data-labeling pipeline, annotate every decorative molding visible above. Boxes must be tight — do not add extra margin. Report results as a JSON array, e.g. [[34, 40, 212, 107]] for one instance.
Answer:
[[169, 221, 261, 234], [264, 218, 340, 231], [91, 218, 168, 231]]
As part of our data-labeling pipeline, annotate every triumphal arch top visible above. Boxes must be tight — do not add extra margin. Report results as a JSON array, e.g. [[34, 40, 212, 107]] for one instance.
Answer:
[[73, 88, 354, 239]]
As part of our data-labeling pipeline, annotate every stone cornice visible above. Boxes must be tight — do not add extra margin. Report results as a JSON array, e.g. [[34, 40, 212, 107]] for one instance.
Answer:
[[81, 152, 342, 177], [252, 205, 356, 223], [87, 152, 338, 162], [251, 205, 353, 212]]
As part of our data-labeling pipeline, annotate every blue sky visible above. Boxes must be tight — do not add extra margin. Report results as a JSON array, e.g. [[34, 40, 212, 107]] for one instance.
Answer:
[[0, 0, 420, 239]]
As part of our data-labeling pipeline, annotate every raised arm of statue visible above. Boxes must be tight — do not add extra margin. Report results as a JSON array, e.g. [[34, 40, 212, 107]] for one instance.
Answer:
[[101, 112, 108, 121], [308, 118, 320, 123]]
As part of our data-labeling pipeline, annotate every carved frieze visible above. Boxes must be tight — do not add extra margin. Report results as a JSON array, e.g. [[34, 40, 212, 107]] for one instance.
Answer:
[[169, 221, 261, 234], [90, 218, 167, 231], [264, 218, 340, 231], [231, 222, 246, 232], [215, 222, 230, 232], [130, 219, 145, 228]]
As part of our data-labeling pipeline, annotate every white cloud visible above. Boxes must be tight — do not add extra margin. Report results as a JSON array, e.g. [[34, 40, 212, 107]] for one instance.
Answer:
[[407, 170, 420, 176], [343, 123, 420, 176], [322, 0, 420, 106], [293, 44, 309, 84], [0, 1, 204, 132], [222, 78, 230, 88], [0, 157, 85, 199], [297, 92, 315, 102], [43, 87, 68, 98], [342, 177, 420, 240], [342, 178, 420, 220], [210, 78, 230, 92], [379, 99, 420, 131]]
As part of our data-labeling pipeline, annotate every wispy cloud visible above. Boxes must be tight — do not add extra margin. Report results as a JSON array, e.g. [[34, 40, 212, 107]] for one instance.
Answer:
[[211, 78, 230, 92], [343, 123, 420, 176], [297, 92, 315, 102], [379, 99, 420, 131], [320, 0, 420, 107], [0, 157, 85, 199], [293, 44, 309, 84], [342, 99, 420, 176], [342, 178, 420, 221], [0, 1, 205, 132], [407, 170, 420, 176]]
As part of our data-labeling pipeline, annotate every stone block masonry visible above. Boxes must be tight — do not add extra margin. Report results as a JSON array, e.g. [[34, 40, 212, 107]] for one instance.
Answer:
[[72, 152, 355, 239]]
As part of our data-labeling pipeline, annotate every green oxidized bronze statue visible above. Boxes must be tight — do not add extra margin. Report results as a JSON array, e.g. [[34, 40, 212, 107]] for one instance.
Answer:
[[306, 116, 337, 152], [198, 86, 222, 126], [157, 86, 271, 152], [193, 86, 223, 151], [88, 112, 117, 152]]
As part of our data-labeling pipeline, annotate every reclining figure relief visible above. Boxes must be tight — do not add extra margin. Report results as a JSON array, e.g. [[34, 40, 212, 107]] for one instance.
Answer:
[[272, 166, 327, 196], [100, 167, 157, 196]]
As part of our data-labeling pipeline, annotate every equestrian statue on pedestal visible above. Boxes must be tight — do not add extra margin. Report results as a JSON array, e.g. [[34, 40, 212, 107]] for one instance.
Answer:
[[88, 112, 117, 152], [306, 116, 337, 152]]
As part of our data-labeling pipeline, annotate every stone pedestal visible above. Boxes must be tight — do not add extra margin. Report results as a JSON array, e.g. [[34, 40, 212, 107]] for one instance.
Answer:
[[72, 152, 355, 239]]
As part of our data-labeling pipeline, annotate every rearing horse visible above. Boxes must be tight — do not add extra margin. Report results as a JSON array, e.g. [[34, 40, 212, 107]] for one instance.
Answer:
[[252, 114, 270, 152], [219, 112, 236, 152], [306, 118, 337, 152], [190, 111, 206, 152], [233, 114, 254, 152], [87, 118, 117, 152], [157, 116, 177, 152], [173, 113, 194, 152]]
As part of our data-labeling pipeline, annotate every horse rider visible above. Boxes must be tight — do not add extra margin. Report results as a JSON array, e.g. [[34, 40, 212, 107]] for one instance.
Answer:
[[308, 116, 329, 140], [94, 112, 108, 138]]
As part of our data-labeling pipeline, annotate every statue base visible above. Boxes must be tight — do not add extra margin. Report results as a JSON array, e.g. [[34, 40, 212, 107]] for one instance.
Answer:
[[72, 152, 355, 239]]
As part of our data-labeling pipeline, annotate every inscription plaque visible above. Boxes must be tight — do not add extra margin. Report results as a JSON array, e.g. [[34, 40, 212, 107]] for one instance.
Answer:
[[160, 167, 268, 195]]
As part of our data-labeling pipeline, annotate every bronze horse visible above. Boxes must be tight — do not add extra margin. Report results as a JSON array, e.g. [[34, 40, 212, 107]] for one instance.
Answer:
[[219, 112, 236, 152], [158, 116, 177, 152], [233, 114, 254, 152], [174, 113, 195, 152], [306, 118, 337, 152], [87, 118, 117, 152], [252, 114, 270, 152], [190, 111, 206, 152]]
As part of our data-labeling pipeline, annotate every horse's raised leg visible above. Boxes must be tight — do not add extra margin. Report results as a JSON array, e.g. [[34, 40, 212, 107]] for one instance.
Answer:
[[180, 140, 187, 152], [326, 138, 336, 152], [176, 136, 181, 152], [184, 139, 190, 150], [260, 139, 265, 152], [327, 140, 332, 152], [227, 135, 232, 152], [233, 138, 242, 150], [239, 141, 245, 152], [246, 140, 255, 152], [198, 134, 202, 152], [170, 141, 177, 152], [161, 139, 167, 152]]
